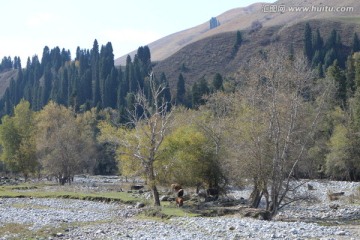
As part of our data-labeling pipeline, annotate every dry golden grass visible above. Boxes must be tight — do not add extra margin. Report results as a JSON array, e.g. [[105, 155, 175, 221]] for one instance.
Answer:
[[115, 0, 360, 65]]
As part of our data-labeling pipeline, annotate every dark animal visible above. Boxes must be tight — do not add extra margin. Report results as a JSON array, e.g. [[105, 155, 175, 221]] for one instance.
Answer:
[[176, 197, 184, 207], [177, 189, 184, 197], [206, 188, 219, 197]]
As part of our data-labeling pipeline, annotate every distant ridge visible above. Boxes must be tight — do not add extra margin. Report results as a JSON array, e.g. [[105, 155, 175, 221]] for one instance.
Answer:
[[115, 0, 360, 65], [152, 18, 360, 90]]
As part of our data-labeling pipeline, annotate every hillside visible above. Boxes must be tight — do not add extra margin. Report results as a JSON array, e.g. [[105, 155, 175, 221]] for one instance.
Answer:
[[152, 18, 360, 89], [0, 69, 17, 98], [115, 0, 360, 65]]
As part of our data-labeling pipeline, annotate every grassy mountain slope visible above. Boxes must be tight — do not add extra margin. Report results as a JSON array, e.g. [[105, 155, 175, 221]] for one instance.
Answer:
[[152, 18, 360, 89], [0, 70, 17, 98], [115, 0, 360, 65]]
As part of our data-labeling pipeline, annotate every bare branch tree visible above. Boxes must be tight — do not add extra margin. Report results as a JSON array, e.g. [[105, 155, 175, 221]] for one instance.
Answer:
[[124, 72, 173, 206], [223, 47, 332, 217]]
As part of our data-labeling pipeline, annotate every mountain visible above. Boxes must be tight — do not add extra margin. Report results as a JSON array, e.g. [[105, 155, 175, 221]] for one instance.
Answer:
[[0, 0, 360, 115], [152, 18, 360, 89], [115, 0, 360, 66]]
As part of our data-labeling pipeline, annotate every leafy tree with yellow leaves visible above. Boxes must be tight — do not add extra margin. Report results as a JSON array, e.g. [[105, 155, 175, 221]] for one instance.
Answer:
[[156, 123, 224, 189], [36, 101, 95, 185], [99, 73, 172, 206], [0, 100, 38, 180]]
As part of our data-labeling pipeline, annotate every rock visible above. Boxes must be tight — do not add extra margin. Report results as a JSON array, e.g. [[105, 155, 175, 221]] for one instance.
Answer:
[[144, 192, 152, 200], [56, 232, 64, 237], [135, 202, 145, 208], [335, 230, 346, 236], [307, 184, 314, 190], [328, 192, 345, 201], [229, 226, 235, 230], [130, 185, 144, 190], [160, 195, 169, 201], [242, 208, 271, 221], [239, 197, 246, 204], [95, 229, 105, 234], [329, 204, 340, 210]]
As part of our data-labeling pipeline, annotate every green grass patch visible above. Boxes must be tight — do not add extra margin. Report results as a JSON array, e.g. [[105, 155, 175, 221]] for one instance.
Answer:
[[0, 222, 76, 240], [0, 223, 32, 239], [0, 185, 140, 204], [138, 202, 200, 220]]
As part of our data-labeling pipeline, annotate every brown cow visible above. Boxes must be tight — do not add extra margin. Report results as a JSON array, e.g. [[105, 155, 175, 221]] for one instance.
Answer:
[[171, 183, 182, 192], [175, 197, 184, 207]]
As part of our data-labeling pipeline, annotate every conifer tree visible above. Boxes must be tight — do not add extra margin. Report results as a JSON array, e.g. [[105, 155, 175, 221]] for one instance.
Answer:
[[312, 29, 323, 52], [325, 29, 338, 50], [328, 60, 347, 107], [304, 23, 313, 61], [159, 72, 171, 111], [352, 33, 360, 53], [176, 73, 186, 105], [324, 48, 336, 70], [346, 55, 355, 96], [91, 39, 101, 107], [212, 73, 224, 91]]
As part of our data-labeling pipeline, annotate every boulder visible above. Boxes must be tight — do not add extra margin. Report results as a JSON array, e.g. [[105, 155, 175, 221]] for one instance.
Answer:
[[329, 203, 340, 210], [328, 192, 345, 201], [160, 195, 169, 201], [130, 185, 144, 190], [242, 208, 271, 220], [135, 202, 145, 208]]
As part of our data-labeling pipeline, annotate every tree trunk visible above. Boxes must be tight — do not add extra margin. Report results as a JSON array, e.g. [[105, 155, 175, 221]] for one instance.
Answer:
[[249, 188, 262, 208], [249, 179, 262, 208], [147, 165, 160, 206], [151, 185, 161, 206]]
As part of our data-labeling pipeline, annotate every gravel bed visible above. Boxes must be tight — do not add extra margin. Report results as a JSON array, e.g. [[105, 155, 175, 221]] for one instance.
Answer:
[[0, 179, 359, 239]]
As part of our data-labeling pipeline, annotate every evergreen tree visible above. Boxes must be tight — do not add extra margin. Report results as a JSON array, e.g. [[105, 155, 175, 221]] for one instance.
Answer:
[[91, 39, 101, 107], [212, 73, 224, 91], [288, 43, 295, 61], [158, 72, 171, 111], [355, 53, 360, 89], [192, 77, 209, 107], [304, 23, 313, 61], [99, 42, 115, 107], [312, 50, 322, 68], [328, 60, 347, 108], [312, 29, 323, 52], [124, 55, 137, 93], [41, 66, 52, 107], [41, 46, 51, 72], [353, 54, 360, 128], [352, 33, 360, 53], [325, 29, 338, 50], [176, 73, 186, 105], [324, 48, 336, 70], [346, 55, 355, 96], [191, 82, 201, 108], [232, 31, 243, 55], [316, 63, 324, 78]]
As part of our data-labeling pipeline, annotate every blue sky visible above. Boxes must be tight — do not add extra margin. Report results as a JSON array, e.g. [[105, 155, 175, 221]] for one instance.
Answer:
[[1, 0, 275, 62]]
